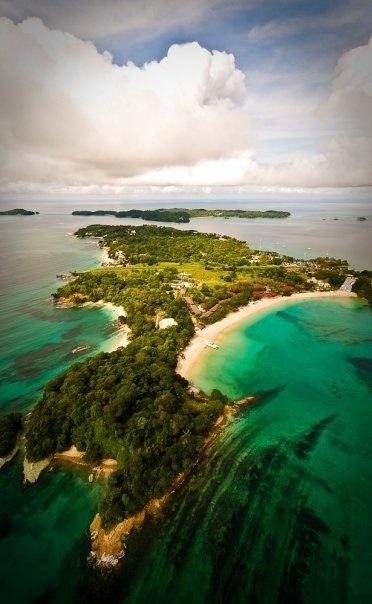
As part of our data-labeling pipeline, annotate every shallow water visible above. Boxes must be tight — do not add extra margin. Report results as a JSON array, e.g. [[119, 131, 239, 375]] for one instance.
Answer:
[[0, 215, 122, 413], [0, 458, 102, 603]]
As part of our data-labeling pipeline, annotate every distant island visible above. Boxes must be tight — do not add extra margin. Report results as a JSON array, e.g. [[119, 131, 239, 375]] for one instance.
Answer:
[[72, 208, 290, 223], [0, 208, 39, 215]]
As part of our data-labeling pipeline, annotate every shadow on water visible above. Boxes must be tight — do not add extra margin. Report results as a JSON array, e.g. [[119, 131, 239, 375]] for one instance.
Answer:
[[347, 356, 372, 389], [12, 342, 72, 379], [248, 385, 286, 409], [294, 414, 338, 461]]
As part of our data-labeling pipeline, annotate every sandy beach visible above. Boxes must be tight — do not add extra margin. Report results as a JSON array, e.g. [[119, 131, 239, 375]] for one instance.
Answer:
[[54, 446, 117, 475], [81, 300, 131, 351], [101, 246, 116, 266], [177, 290, 357, 382], [97, 301, 131, 351]]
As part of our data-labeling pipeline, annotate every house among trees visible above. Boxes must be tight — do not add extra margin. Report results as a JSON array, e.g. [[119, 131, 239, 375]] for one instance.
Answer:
[[158, 317, 178, 329]]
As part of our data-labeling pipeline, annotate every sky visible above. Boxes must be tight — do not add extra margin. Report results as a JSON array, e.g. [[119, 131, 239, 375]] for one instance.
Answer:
[[0, 0, 371, 200]]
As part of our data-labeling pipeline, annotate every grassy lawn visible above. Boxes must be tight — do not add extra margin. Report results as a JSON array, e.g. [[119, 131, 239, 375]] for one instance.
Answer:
[[87, 261, 303, 289], [156, 262, 228, 285], [89, 262, 229, 285]]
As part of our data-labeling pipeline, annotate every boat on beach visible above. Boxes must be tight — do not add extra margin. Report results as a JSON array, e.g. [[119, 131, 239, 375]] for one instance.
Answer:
[[202, 340, 219, 350]]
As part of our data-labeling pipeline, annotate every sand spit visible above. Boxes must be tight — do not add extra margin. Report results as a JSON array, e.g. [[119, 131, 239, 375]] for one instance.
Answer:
[[23, 457, 52, 483]]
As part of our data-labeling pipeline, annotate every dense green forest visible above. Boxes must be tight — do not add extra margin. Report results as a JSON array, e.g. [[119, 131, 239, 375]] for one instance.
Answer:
[[0, 208, 38, 215], [76, 223, 273, 266], [0, 413, 22, 457], [72, 207, 290, 223], [353, 272, 372, 303], [26, 332, 225, 527]]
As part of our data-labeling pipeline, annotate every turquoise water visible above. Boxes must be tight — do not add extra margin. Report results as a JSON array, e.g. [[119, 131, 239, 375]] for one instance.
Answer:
[[0, 215, 116, 603], [0, 212, 371, 602], [0, 458, 102, 603], [0, 215, 121, 413], [116, 298, 372, 603]]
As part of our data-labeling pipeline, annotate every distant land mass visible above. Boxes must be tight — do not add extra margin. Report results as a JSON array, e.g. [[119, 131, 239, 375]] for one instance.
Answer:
[[0, 208, 39, 215], [72, 208, 291, 223]]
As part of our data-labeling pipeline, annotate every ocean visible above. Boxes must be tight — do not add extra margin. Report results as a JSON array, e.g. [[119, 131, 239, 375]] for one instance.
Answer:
[[0, 200, 371, 602]]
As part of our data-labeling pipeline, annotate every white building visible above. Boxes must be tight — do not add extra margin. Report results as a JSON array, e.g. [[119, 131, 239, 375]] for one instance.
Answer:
[[158, 318, 178, 329]]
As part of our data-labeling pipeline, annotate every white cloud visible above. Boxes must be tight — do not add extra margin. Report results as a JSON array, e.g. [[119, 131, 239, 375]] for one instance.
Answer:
[[261, 35, 372, 187], [0, 17, 252, 190], [0, 17, 371, 195], [321, 35, 372, 126], [132, 30, 372, 190]]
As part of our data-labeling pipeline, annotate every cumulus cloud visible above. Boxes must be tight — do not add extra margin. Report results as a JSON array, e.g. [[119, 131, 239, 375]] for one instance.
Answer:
[[128, 31, 372, 190], [136, 30, 372, 191], [0, 17, 251, 190], [264, 35, 372, 188], [232, 35, 372, 189], [321, 35, 372, 126]]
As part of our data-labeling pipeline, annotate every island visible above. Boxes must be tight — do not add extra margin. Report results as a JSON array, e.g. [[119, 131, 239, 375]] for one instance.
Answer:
[[0, 208, 39, 215], [72, 208, 290, 223], [2, 224, 370, 565]]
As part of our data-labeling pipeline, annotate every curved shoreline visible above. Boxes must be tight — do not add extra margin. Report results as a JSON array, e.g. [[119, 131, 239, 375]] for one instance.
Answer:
[[177, 290, 358, 382], [83, 301, 130, 352], [56, 297, 131, 352]]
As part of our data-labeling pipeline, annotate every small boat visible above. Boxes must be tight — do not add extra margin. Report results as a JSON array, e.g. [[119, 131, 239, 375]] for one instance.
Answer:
[[202, 340, 219, 350], [72, 345, 91, 354]]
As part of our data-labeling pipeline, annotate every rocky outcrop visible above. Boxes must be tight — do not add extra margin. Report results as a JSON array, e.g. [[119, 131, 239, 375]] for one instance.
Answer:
[[23, 457, 51, 483], [89, 482, 182, 566]]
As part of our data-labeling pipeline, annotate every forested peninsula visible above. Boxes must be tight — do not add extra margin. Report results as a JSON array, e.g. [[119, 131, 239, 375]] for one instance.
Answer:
[[3, 223, 370, 564], [0, 208, 38, 215], [72, 208, 290, 223]]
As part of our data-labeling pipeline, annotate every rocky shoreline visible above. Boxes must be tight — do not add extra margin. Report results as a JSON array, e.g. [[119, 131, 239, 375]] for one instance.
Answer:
[[89, 476, 185, 567]]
